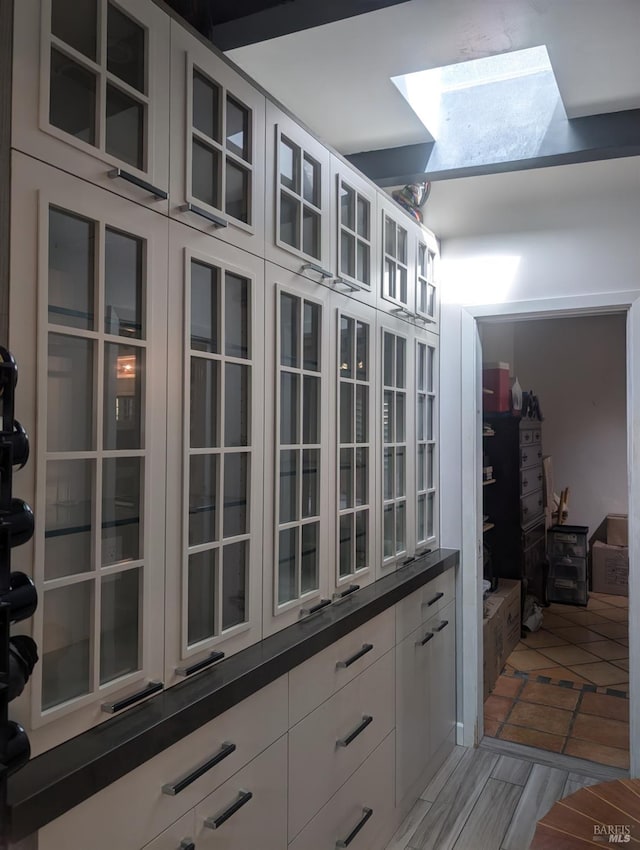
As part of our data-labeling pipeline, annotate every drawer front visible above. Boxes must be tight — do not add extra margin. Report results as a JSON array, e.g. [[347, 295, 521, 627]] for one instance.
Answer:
[[288, 732, 395, 850], [289, 607, 394, 725], [522, 522, 545, 550], [194, 735, 287, 850], [520, 426, 541, 446], [396, 568, 455, 643], [38, 676, 288, 850], [520, 465, 543, 496], [142, 812, 195, 850], [548, 555, 587, 580], [520, 444, 543, 470], [288, 650, 395, 840], [521, 491, 544, 527]]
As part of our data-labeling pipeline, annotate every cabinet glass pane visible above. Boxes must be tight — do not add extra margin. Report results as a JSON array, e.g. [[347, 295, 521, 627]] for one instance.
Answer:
[[427, 396, 434, 441], [397, 227, 407, 263], [225, 363, 249, 447], [223, 452, 247, 537], [103, 343, 143, 450], [45, 459, 94, 580], [356, 322, 368, 381], [302, 155, 319, 206], [396, 394, 405, 442], [417, 344, 426, 391], [302, 449, 319, 518], [396, 447, 405, 497], [417, 443, 425, 491], [383, 391, 393, 442], [399, 268, 408, 304], [419, 279, 427, 314], [105, 228, 143, 339], [224, 274, 249, 358], [189, 454, 218, 545], [418, 244, 426, 277], [278, 527, 297, 604], [193, 70, 219, 141], [280, 138, 299, 192], [383, 332, 394, 386], [48, 333, 94, 452], [339, 514, 353, 578], [102, 456, 141, 565], [340, 183, 354, 229], [417, 395, 426, 441], [190, 358, 219, 448], [356, 242, 370, 286], [357, 197, 369, 237], [428, 444, 434, 489], [107, 3, 145, 93], [222, 541, 246, 630], [340, 232, 355, 279], [340, 447, 353, 510], [280, 372, 298, 444], [340, 316, 353, 378], [396, 337, 406, 388], [396, 501, 406, 552], [355, 447, 368, 507], [192, 140, 220, 208], [52, 0, 97, 60], [301, 522, 319, 593], [428, 493, 435, 538], [42, 582, 92, 710], [340, 382, 353, 444], [418, 494, 426, 542], [226, 96, 249, 161], [106, 84, 144, 170], [302, 208, 320, 259], [384, 218, 395, 256], [385, 259, 396, 299], [428, 284, 436, 317], [303, 375, 320, 444], [188, 549, 216, 645], [48, 207, 95, 330], [428, 346, 435, 392], [383, 505, 394, 558], [50, 49, 96, 145], [225, 161, 249, 224], [191, 261, 219, 353], [303, 301, 321, 371], [280, 293, 299, 368], [383, 448, 393, 501], [279, 193, 299, 250], [355, 385, 368, 443], [279, 450, 298, 524], [100, 568, 140, 684], [355, 510, 367, 570]]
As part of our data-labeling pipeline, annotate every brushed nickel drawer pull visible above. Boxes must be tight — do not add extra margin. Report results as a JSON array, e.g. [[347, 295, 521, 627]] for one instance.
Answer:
[[336, 643, 373, 669], [108, 168, 167, 199], [336, 715, 373, 748], [181, 202, 228, 228], [302, 262, 333, 279], [162, 741, 236, 795], [205, 789, 253, 830], [336, 807, 373, 847]]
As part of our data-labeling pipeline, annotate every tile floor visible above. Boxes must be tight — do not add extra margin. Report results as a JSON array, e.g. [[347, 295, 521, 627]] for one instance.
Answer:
[[483, 592, 630, 769]]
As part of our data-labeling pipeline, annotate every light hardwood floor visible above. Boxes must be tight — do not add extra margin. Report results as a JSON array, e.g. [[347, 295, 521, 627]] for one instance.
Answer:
[[386, 739, 628, 850]]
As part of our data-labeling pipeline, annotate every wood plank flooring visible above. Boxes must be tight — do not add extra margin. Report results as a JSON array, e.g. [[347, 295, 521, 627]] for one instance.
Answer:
[[386, 742, 628, 850]]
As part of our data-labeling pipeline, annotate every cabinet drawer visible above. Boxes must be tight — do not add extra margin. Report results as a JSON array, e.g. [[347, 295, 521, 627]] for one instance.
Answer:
[[520, 444, 543, 470], [288, 650, 394, 840], [38, 677, 288, 850], [520, 465, 543, 496], [520, 426, 541, 446], [395, 569, 455, 643], [142, 812, 195, 850], [194, 736, 287, 850], [521, 491, 544, 527], [288, 732, 395, 850], [289, 607, 394, 725]]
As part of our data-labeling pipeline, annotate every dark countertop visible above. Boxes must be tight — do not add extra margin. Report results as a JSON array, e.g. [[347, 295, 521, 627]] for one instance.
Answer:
[[7, 548, 458, 840]]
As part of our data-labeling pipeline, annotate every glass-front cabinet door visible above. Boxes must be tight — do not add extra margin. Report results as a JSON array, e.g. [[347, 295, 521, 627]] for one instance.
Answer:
[[169, 23, 266, 253], [416, 334, 439, 552], [164, 223, 264, 684], [13, 0, 171, 209], [378, 195, 417, 319], [9, 155, 167, 755], [415, 230, 439, 331]]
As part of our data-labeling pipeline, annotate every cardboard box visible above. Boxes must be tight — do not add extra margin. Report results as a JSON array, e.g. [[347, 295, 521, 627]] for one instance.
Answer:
[[483, 595, 504, 700], [607, 514, 628, 547], [592, 540, 628, 596], [492, 579, 521, 660]]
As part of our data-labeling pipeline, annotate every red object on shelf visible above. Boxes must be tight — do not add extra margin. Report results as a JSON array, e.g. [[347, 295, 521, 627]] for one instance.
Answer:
[[483, 362, 511, 412]]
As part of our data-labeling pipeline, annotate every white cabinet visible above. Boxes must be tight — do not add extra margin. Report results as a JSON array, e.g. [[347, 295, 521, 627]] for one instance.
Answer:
[[377, 194, 417, 319], [429, 600, 457, 761], [415, 229, 440, 331], [415, 332, 440, 552]]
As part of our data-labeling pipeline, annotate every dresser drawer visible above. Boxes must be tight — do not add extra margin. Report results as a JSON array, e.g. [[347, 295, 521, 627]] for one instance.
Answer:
[[194, 736, 287, 850], [288, 649, 395, 840], [38, 676, 288, 850], [521, 491, 544, 527], [395, 568, 455, 643], [520, 465, 543, 496], [520, 426, 541, 446], [520, 443, 543, 470], [288, 732, 395, 850], [289, 607, 395, 725]]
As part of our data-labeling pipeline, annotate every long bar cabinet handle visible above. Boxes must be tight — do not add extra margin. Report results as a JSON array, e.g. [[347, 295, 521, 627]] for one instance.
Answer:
[[101, 680, 163, 714], [301, 598, 331, 617], [433, 620, 449, 632], [336, 807, 373, 847], [336, 715, 373, 748], [302, 262, 333, 279], [175, 650, 225, 677], [204, 790, 253, 830], [417, 632, 434, 647], [162, 741, 236, 795], [108, 168, 167, 200], [178, 841, 195, 850], [336, 643, 373, 669], [426, 591, 444, 607], [181, 202, 228, 228], [333, 584, 360, 601]]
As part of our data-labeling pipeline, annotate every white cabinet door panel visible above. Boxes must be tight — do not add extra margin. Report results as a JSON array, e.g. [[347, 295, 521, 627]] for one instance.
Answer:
[[395, 569, 455, 644], [142, 812, 196, 850]]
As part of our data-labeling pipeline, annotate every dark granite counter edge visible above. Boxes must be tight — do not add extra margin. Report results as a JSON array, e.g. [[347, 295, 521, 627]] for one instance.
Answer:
[[8, 548, 458, 840]]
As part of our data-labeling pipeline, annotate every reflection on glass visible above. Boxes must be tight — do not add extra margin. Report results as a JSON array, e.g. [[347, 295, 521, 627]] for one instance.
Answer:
[[280, 293, 299, 368], [417, 444, 426, 492], [192, 139, 220, 208], [45, 459, 93, 580], [223, 453, 247, 538], [396, 447, 405, 498], [105, 228, 143, 339], [100, 568, 140, 684], [340, 316, 354, 378], [356, 322, 368, 381], [42, 582, 92, 710], [107, 3, 145, 93], [280, 372, 298, 445], [383, 332, 394, 387], [357, 242, 369, 286], [280, 192, 299, 249], [385, 259, 396, 299], [384, 448, 393, 501], [355, 511, 367, 570], [384, 505, 394, 558], [106, 85, 144, 170], [355, 385, 368, 443], [193, 70, 219, 140], [301, 522, 319, 593], [224, 274, 249, 358], [104, 343, 143, 450], [383, 390, 393, 443], [280, 138, 299, 192], [396, 501, 406, 553], [396, 337, 406, 388], [222, 541, 246, 630], [302, 449, 319, 518], [397, 227, 407, 262], [49, 207, 95, 330], [278, 527, 297, 604], [340, 183, 355, 229], [303, 301, 321, 371], [357, 196, 369, 237], [191, 261, 218, 353], [340, 382, 353, 444], [428, 346, 435, 392], [417, 395, 426, 442], [339, 514, 353, 578], [428, 493, 435, 538], [384, 217, 395, 256], [279, 450, 297, 524], [419, 279, 427, 315], [418, 494, 426, 543], [355, 447, 368, 507], [396, 394, 405, 442], [428, 444, 434, 490], [302, 155, 319, 205], [427, 396, 434, 441], [302, 208, 320, 259], [189, 454, 218, 545], [190, 358, 219, 448], [50, 49, 96, 145], [428, 284, 436, 317], [417, 343, 426, 391], [303, 376, 320, 444], [102, 456, 141, 565], [418, 244, 426, 278], [226, 96, 249, 160], [188, 549, 216, 645], [340, 448, 353, 509], [52, 0, 97, 59], [399, 268, 408, 304], [48, 333, 94, 452], [225, 363, 249, 447], [225, 161, 249, 223]]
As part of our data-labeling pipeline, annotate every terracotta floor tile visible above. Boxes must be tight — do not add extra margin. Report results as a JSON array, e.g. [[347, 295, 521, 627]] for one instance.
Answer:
[[511, 642, 529, 652], [506, 648, 558, 672], [519, 681, 579, 711], [548, 626, 607, 643], [570, 713, 629, 750], [519, 629, 568, 649], [554, 609, 609, 626], [484, 717, 501, 737], [499, 723, 564, 753], [597, 607, 628, 623], [529, 665, 577, 681], [579, 691, 630, 723], [597, 594, 629, 608], [563, 738, 629, 769], [569, 661, 630, 687], [617, 638, 629, 647], [484, 694, 514, 722], [538, 645, 601, 666], [491, 675, 525, 698], [587, 594, 615, 610], [586, 640, 629, 661], [508, 701, 573, 736], [590, 621, 628, 640], [613, 659, 630, 672], [540, 613, 572, 628]]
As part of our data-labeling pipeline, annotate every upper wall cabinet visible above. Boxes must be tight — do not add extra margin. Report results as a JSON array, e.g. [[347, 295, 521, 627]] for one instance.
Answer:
[[12, 0, 171, 211], [265, 103, 332, 285], [169, 24, 266, 255], [377, 194, 418, 321], [415, 229, 440, 333]]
